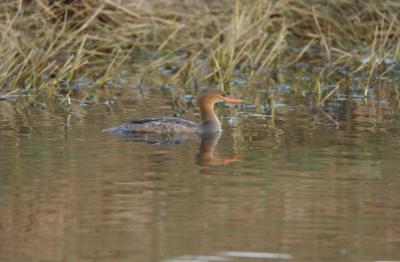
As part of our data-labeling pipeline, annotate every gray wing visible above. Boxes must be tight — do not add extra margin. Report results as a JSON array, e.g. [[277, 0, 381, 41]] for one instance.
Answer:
[[103, 117, 198, 134]]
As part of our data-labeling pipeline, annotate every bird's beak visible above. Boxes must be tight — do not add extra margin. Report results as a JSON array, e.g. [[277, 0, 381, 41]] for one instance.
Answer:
[[222, 97, 243, 104]]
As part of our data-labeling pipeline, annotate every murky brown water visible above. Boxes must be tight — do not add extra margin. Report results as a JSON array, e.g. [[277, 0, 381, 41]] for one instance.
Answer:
[[1, 86, 400, 262]]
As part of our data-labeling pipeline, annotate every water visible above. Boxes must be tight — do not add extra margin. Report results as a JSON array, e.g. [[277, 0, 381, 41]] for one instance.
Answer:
[[1, 87, 400, 262]]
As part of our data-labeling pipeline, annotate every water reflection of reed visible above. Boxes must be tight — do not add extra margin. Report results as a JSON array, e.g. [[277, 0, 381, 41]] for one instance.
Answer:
[[0, 148, 164, 261], [157, 132, 400, 261]]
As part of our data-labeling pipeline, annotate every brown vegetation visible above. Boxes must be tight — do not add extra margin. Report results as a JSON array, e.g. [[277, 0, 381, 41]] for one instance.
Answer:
[[0, 0, 399, 106]]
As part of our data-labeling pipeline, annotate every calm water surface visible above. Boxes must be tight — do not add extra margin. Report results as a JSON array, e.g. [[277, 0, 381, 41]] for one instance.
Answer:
[[0, 87, 400, 262]]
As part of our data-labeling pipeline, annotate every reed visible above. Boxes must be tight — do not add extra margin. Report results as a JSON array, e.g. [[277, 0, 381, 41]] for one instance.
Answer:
[[0, 0, 398, 107]]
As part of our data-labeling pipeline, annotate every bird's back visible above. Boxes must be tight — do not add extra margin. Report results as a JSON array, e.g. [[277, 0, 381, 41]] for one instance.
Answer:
[[103, 116, 199, 134]]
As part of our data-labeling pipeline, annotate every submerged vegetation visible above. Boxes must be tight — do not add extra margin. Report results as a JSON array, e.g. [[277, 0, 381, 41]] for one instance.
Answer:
[[0, 0, 399, 108]]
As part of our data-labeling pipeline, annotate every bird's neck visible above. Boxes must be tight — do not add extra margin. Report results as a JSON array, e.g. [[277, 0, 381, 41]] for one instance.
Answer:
[[200, 102, 221, 132]]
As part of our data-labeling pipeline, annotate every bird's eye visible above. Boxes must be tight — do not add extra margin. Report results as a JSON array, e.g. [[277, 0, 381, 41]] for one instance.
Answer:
[[222, 93, 226, 97]]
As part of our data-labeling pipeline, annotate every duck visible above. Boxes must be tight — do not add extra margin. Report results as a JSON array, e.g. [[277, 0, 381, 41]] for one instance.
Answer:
[[103, 89, 243, 134]]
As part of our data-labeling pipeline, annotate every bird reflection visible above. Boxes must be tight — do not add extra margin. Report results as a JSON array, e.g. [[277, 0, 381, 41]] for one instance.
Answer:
[[115, 132, 241, 167], [196, 132, 241, 166]]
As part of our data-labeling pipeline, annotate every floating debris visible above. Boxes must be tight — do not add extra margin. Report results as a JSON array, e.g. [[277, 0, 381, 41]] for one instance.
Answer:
[[160, 85, 176, 91], [180, 94, 193, 102], [277, 84, 291, 93]]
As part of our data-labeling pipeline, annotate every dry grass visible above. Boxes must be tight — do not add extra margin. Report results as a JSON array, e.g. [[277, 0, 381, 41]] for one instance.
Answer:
[[0, 0, 399, 106]]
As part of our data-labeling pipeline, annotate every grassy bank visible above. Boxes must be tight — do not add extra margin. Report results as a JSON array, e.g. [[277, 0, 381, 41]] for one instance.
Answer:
[[0, 0, 399, 107]]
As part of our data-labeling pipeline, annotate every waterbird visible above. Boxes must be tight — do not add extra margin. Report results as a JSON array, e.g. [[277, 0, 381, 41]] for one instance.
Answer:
[[103, 89, 243, 134]]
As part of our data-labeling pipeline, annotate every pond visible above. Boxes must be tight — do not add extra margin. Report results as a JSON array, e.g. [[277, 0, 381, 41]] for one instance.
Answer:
[[0, 83, 400, 262]]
